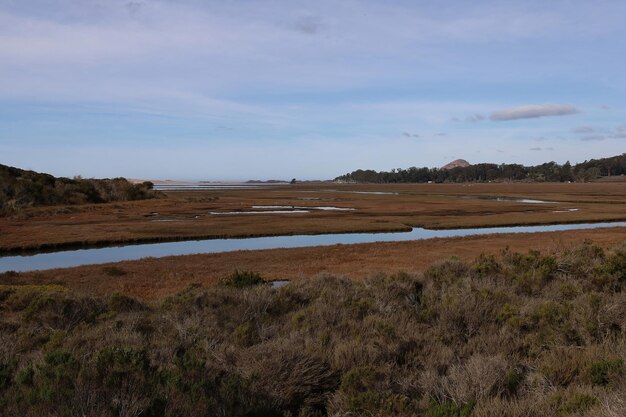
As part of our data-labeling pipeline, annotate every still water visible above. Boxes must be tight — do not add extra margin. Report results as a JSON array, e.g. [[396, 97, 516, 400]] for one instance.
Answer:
[[1, 221, 625, 273]]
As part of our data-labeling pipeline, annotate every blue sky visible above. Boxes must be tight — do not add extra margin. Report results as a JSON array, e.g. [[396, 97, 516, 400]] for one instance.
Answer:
[[1, 0, 625, 180]]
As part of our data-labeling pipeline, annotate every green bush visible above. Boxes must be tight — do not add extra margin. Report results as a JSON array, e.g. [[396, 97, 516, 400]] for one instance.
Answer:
[[424, 401, 474, 417], [602, 248, 626, 281], [504, 368, 523, 395], [95, 346, 151, 387], [15, 365, 34, 386], [4, 245, 626, 416], [589, 358, 623, 385], [24, 293, 107, 329], [108, 292, 146, 312], [232, 322, 258, 347], [0, 362, 14, 390], [36, 350, 79, 403], [473, 254, 501, 277], [221, 270, 266, 288]]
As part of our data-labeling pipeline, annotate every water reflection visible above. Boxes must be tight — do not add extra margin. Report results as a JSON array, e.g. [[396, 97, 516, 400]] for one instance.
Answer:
[[2, 221, 626, 273]]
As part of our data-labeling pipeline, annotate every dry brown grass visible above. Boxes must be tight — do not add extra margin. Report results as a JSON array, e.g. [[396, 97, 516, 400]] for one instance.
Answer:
[[8, 226, 626, 300], [2, 182, 626, 253]]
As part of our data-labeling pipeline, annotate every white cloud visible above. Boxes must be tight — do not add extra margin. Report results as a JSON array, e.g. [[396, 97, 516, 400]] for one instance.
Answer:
[[490, 104, 580, 121], [572, 125, 594, 133]]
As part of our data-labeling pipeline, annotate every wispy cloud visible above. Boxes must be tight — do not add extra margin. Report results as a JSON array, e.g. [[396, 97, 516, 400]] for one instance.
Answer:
[[490, 104, 580, 121], [293, 15, 324, 35], [2, 1, 626, 179], [530, 146, 555, 151], [572, 125, 594, 133], [604, 124, 626, 139], [466, 114, 485, 123], [581, 135, 606, 141]]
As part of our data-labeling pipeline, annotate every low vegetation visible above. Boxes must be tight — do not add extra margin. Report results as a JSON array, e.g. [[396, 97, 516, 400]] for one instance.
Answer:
[[0, 164, 158, 215], [336, 153, 626, 183], [1, 242, 626, 416]]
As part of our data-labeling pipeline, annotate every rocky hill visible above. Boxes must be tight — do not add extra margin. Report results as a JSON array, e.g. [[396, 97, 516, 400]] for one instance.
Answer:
[[441, 159, 470, 170]]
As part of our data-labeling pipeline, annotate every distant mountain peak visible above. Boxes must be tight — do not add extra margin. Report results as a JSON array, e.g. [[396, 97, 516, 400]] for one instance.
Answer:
[[441, 159, 470, 170]]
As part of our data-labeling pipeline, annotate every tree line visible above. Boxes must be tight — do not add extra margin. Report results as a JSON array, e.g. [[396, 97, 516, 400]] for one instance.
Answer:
[[0, 164, 159, 215], [335, 153, 626, 183]]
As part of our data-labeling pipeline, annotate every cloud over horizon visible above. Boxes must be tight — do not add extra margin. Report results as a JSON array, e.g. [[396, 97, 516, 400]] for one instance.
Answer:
[[490, 104, 580, 121]]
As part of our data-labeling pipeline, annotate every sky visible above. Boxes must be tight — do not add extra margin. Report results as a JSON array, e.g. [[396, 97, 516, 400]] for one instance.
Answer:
[[0, 0, 625, 181]]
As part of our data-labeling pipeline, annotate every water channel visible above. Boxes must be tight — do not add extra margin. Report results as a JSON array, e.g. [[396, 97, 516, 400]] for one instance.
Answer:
[[2, 221, 625, 273]]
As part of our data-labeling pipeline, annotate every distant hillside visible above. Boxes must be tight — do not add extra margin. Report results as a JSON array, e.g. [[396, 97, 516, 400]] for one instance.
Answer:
[[335, 153, 626, 184], [0, 164, 158, 215], [441, 159, 470, 170]]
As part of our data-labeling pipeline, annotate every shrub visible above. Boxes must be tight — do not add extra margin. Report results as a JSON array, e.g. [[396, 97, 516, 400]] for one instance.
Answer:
[[473, 254, 501, 277], [504, 368, 523, 395], [423, 259, 469, 289], [0, 270, 19, 280], [232, 322, 257, 347], [4, 244, 626, 416], [557, 392, 598, 415], [36, 350, 79, 403], [15, 365, 34, 386], [589, 358, 623, 386], [221, 270, 266, 288], [539, 349, 584, 387], [0, 288, 15, 304], [602, 247, 626, 282], [24, 293, 107, 330], [0, 361, 14, 390], [102, 266, 127, 277], [244, 346, 338, 414], [424, 401, 474, 417], [108, 292, 146, 313]]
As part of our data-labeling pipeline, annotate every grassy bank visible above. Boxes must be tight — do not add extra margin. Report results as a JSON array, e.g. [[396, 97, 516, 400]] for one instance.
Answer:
[[2, 243, 626, 416]]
